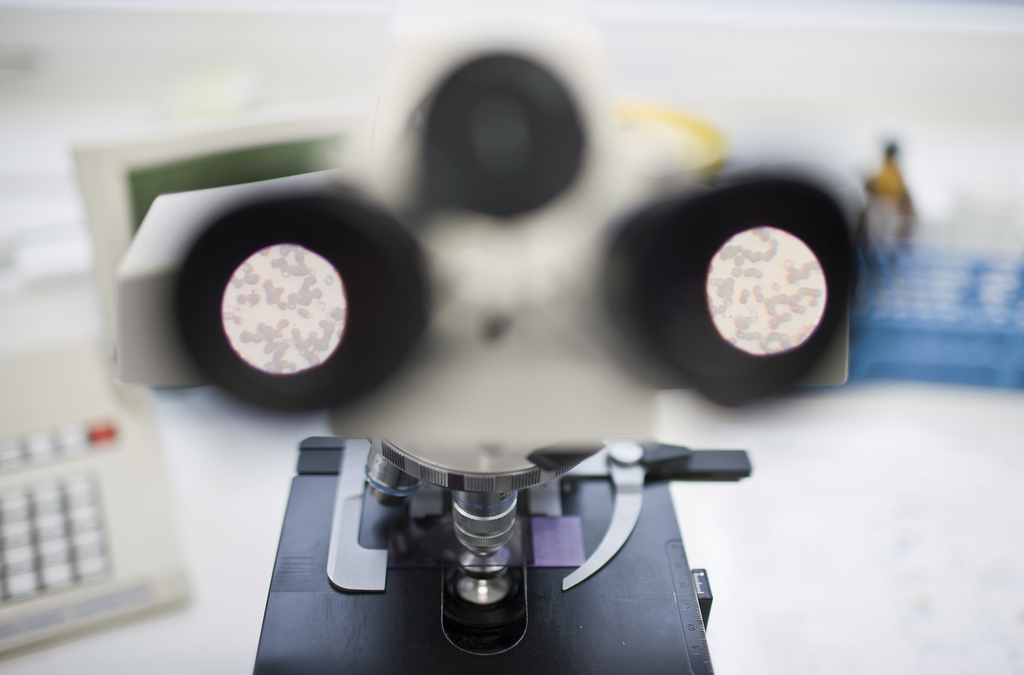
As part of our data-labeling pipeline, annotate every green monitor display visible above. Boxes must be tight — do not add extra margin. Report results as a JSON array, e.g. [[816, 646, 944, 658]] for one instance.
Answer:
[[127, 136, 342, 232]]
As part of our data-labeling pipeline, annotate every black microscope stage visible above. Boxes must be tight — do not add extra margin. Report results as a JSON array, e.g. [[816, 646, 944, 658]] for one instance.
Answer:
[[254, 438, 746, 674]]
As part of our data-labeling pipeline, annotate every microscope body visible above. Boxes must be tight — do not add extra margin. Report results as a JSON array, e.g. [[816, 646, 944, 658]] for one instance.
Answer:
[[113, 2, 854, 672]]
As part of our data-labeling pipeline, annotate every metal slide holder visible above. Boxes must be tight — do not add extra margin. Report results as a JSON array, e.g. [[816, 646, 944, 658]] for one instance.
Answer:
[[562, 441, 751, 591], [326, 439, 388, 592]]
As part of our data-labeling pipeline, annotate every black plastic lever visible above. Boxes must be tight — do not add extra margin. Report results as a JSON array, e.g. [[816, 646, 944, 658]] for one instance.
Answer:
[[643, 444, 751, 482], [641, 442, 692, 466]]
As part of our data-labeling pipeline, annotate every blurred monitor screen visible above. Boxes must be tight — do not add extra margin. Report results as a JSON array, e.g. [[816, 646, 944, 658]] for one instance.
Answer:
[[126, 136, 342, 232]]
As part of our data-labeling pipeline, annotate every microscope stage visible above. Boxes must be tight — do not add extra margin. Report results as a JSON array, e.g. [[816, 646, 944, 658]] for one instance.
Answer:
[[254, 439, 714, 674]]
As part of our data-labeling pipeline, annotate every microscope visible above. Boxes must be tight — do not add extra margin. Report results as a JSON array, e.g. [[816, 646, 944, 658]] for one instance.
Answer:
[[114, 2, 853, 672]]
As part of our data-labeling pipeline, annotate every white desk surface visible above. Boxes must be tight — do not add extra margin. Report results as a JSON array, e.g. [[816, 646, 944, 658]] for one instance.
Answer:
[[2, 5, 1024, 673], [2, 354, 1022, 675]]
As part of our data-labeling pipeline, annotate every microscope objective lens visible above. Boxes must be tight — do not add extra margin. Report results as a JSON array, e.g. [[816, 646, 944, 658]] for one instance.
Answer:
[[364, 442, 422, 505], [452, 490, 518, 554]]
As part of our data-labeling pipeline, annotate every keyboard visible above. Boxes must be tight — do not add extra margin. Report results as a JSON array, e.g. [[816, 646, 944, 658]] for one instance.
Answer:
[[1, 471, 108, 605], [0, 342, 187, 655]]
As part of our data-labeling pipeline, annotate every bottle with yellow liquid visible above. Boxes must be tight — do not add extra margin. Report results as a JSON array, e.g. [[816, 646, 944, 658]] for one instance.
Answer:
[[859, 142, 916, 254]]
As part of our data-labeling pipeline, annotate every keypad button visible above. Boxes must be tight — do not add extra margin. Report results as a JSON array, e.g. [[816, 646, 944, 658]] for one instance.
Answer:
[[0, 492, 29, 522], [73, 530, 103, 559], [75, 555, 107, 581], [87, 422, 117, 445], [0, 439, 25, 470], [56, 425, 89, 457], [41, 563, 74, 590], [2, 520, 32, 548], [70, 505, 99, 534], [65, 478, 96, 508], [39, 538, 70, 566], [35, 512, 67, 541], [5, 571, 39, 599], [2, 545, 35, 574], [32, 486, 63, 515], [26, 432, 56, 464]]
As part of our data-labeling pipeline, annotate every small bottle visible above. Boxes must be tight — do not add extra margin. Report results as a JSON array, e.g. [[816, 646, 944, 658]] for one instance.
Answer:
[[859, 142, 915, 253]]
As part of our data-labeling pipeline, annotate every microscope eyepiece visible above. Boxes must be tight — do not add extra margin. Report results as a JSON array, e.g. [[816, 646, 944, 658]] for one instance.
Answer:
[[605, 177, 853, 405], [176, 191, 429, 410]]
